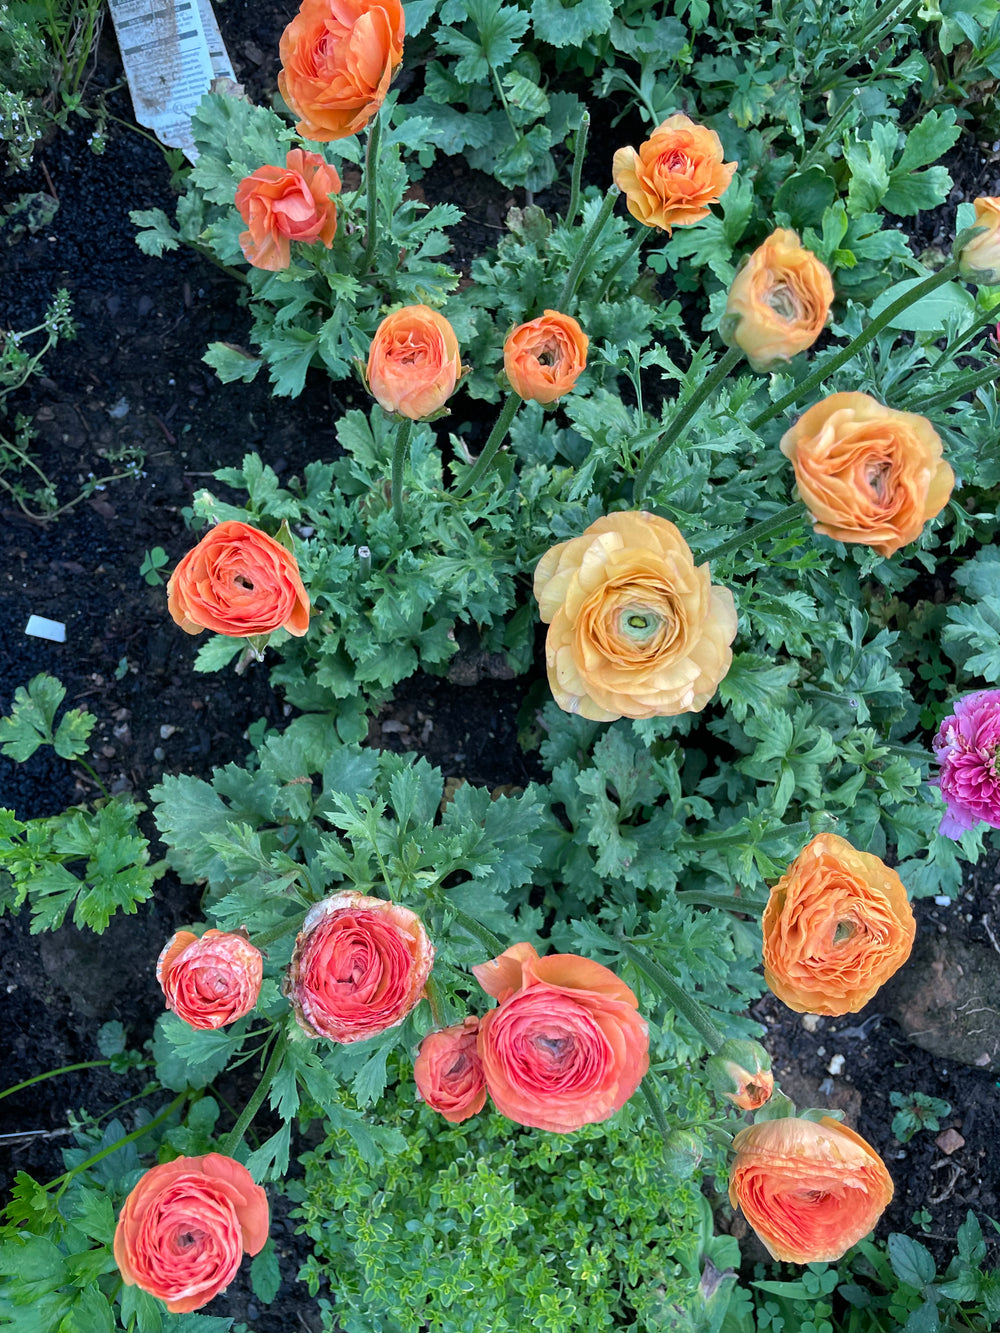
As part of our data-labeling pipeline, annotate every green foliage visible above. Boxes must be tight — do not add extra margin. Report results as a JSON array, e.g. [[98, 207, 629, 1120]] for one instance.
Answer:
[[889, 1090, 953, 1144], [0, 672, 94, 762], [291, 1055, 736, 1332]]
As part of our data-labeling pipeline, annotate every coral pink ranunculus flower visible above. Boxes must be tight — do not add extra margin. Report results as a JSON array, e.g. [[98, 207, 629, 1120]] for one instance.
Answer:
[[114, 1154, 269, 1313], [413, 1015, 486, 1123], [284, 891, 434, 1041], [503, 310, 588, 405], [235, 148, 341, 271], [473, 942, 649, 1133], [157, 930, 263, 1030], [729, 1116, 894, 1263], [933, 689, 1000, 838], [366, 304, 462, 420]]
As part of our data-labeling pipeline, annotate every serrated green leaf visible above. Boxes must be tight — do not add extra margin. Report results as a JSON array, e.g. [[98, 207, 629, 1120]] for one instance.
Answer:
[[888, 1233, 936, 1289], [152, 1012, 245, 1092], [52, 708, 96, 760], [193, 635, 246, 673], [56, 1283, 115, 1333], [532, 0, 614, 47], [250, 1237, 281, 1304], [718, 654, 799, 722], [0, 674, 65, 761]]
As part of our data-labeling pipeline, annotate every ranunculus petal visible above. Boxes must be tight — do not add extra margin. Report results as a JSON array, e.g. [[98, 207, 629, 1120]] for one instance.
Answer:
[[503, 310, 588, 405], [933, 689, 1000, 837], [413, 1016, 487, 1123], [157, 930, 263, 1030], [366, 304, 462, 420], [723, 229, 833, 370], [612, 114, 737, 235]]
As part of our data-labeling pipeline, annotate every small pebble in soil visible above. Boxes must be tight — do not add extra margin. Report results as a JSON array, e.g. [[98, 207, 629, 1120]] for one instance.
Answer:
[[827, 1053, 845, 1076], [801, 1013, 822, 1033]]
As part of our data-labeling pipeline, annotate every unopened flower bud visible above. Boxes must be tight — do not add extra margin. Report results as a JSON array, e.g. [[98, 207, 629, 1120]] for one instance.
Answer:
[[659, 1129, 704, 1178], [955, 198, 1000, 285], [706, 1038, 774, 1111]]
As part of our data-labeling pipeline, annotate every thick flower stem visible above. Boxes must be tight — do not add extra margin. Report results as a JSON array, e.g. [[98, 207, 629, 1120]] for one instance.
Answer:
[[565, 110, 590, 227], [674, 890, 770, 914], [903, 361, 1000, 414], [220, 1031, 287, 1158], [361, 114, 382, 274], [448, 905, 505, 958], [699, 502, 806, 567], [251, 908, 309, 951], [621, 941, 725, 1051], [558, 186, 619, 311], [594, 228, 645, 304], [640, 1076, 674, 1146], [749, 259, 963, 431], [423, 975, 444, 1028], [452, 392, 522, 497], [391, 417, 413, 525], [633, 344, 745, 500]]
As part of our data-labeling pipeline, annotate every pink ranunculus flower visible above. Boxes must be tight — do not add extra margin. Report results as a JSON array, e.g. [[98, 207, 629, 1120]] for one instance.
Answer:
[[933, 689, 1000, 838]]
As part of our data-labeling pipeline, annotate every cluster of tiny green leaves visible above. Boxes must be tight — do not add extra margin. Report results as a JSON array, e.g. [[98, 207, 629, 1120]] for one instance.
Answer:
[[289, 1052, 737, 1333]]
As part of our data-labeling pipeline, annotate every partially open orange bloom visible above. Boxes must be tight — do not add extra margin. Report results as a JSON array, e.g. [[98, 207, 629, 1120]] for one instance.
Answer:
[[366, 305, 462, 420], [729, 1116, 894, 1263], [235, 149, 341, 271], [762, 833, 916, 1016], [723, 229, 833, 370], [957, 197, 1000, 284], [503, 310, 588, 405], [167, 521, 310, 639], [533, 510, 737, 721], [157, 930, 263, 1030], [780, 393, 954, 557], [278, 0, 404, 142], [473, 942, 648, 1133], [413, 1016, 487, 1124], [612, 114, 736, 234]]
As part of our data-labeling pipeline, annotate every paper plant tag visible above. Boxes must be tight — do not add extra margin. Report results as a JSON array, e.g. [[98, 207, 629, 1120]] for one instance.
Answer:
[[107, 0, 235, 161]]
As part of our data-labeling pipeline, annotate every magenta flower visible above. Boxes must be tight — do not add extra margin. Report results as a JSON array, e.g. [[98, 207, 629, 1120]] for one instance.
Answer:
[[933, 689, 1000, 838]]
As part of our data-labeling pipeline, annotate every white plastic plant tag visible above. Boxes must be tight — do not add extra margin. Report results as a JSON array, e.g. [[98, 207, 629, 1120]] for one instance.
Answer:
[[25, 615, 66, 643]]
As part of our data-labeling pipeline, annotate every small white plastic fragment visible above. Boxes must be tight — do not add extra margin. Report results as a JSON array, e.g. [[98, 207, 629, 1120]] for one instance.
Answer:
[[25, 615, 66, 642], [934, 895, 952, 907], [826, 1053, 845, 1076]]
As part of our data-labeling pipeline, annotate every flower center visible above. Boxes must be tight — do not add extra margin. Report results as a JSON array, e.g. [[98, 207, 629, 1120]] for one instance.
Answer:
[[865, 459, 891, 501], [833, 920, 855, 945], [619, 608, 661, 641], [765, 281, 802, 323]]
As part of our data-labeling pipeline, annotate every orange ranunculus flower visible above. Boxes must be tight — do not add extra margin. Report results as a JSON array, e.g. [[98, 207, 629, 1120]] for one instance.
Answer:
[[779, 393, 954, 558], [533, 510, 737, 722], [114, 1154, 269, 1313], [729, 1116, 894, 1263], [278, 0, 405, 142], [473, 942, 649, 1133], [762, 832, 916, 1017], [503, 310, 588, 405], [612, 113, 737, 234], [366, 304, 462, 420], [284, 891, 434, 1042], [957, 197, 1000, 284], [234, 148, 341, 271], [157, 930, 263, 1030], [413, 1015, 487, 1124], [722, 228, 833, 371], [167, 520, 310, 639]]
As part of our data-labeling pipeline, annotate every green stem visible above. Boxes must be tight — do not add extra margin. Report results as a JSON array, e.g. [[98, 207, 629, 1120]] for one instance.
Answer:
[[558, 187, 619, 311], [565, 110, 590, 227], [633, 345, 744, 500], [920, 300, 1000, 377], [362, 114, 381, 273], [391, 417, 413, 525], [594, 228, 645, 305], [816, 0, 922, 96], [0, 1061, 110, 1103], [903, 361, 1000, 414], [251, 908, 308, 951], [749, 259, 962, 432], [621, 941, 725, 1050], [698, 501, 805, 567], [41, 1093, 188, 1202], [76, 757, 110, 800], [220, 1031, 287, 1158], [674, 890, 770, 913], [448, 906, 505, 958], [424, 975, 444, 1028], [794, 90, 859, 174], [452, 392, 522, 497], [640, 1076, 674, 1146]]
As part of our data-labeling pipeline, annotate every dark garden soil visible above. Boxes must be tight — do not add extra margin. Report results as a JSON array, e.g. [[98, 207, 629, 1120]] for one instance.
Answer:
[[2, 5, 1000, 1327]]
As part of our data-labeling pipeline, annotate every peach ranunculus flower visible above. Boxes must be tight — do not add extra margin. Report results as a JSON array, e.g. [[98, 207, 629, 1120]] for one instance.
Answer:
[[234, 148, 341, 271], [722, 228, 833, 371], [779, 392, 954, 558], [473, 942, 649, 1133], [503, 310, 588, 405], [612, 113, 737, 234], [114, 1154, 269, 1313], [413, 1015, 487, 1123], [957, 196, 1000, 284], [366, 304, 462, 420], [284, 891, 434, 1042], [278, 0, 405, 142], [762, 833, 916, 1017], [157, 930, 263, 1030], [533, 510, 738, 722], [167, 520, 310, 639], [729, 1115, 894, 1263]]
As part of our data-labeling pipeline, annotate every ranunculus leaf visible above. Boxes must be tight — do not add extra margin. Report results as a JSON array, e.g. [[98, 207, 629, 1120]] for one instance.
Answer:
[[250, 1238, 281, 1305], [887, 1233, 937, 1290]]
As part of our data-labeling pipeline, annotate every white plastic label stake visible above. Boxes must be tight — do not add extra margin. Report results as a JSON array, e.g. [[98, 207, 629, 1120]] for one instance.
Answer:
[[25, 615, 66, 643]]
